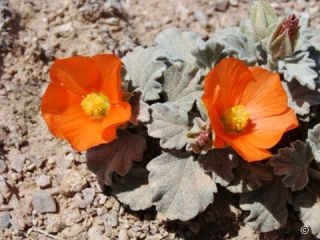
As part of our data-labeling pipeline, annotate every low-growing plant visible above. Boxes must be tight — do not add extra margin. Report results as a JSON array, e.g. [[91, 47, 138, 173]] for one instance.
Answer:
[[41, 0, 320, 237]]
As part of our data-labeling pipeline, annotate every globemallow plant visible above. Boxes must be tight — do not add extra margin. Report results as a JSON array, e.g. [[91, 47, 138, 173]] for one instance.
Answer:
[[41, 0, 320, 237]]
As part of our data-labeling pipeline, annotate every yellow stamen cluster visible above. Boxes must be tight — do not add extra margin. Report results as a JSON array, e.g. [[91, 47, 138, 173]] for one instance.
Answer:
[[221, 105, 250, 133], [81, 93, 110, 117]]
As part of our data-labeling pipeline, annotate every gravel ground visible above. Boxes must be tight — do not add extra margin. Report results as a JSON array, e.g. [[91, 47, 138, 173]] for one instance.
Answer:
[[1, 0, 320, 239]]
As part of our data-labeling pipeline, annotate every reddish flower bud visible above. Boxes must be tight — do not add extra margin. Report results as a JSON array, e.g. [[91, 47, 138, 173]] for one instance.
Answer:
[[278, 14, 299, 41]]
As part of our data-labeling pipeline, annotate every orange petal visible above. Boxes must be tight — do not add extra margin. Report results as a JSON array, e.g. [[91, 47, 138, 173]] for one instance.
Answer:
[[241, 66, 289, 119], [92, 54, 123, 103], [50, 56, 99, 96], [241, 108, 298, 149], [41, 82, 72, 139], [203, 58, 253, 112], [102, 102, 132, 128], [230, 137, 272, 162]]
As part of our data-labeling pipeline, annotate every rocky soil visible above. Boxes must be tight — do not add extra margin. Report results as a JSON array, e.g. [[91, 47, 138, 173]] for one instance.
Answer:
[[0, 0, 320, 239]]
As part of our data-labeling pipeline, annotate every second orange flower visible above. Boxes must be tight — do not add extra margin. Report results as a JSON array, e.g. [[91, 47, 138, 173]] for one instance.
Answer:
[[202, 58, 298, 162]]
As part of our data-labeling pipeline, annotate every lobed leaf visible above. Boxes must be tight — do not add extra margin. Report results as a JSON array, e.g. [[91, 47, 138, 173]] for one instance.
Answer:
[[129, 91, 150, 124], [162, 62, 203, 112], [198, 148, 239, 187], [147, 102, 189, 150], [214, 28, 257, 65], [294, 192, 320, 239], [282, 79, 320, 117], [86, 131, 146, 185], [240, 177, 291, 232], [122, 46, 167, 101], [295, 17, 315, 52], [307, 124, 320, 165], [191, 39, 225, 72], [269, 140, 313, 191], [154, 27, 204, 64], [279, 51, 318, 90], [147, 151, 217, 221], [113, 167, 153, 211], [227, 161, 273, 193]]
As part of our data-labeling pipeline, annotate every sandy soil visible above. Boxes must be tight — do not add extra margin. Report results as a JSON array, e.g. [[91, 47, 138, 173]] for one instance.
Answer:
[[1, 0, 320, 239]]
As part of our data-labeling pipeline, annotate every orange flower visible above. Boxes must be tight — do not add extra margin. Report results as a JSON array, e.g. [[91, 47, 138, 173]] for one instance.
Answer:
[[202, 58, 298, 162], [41, 54, 131, 151]]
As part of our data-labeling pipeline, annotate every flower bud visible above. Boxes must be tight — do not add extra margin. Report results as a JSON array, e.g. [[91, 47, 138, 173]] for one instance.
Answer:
[[268, 14, 300, 59], [250, 0, 277, 40]]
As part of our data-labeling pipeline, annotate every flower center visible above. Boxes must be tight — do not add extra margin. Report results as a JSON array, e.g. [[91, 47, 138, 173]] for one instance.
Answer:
[[81, 93, 110, 117], [221, 105, 250, 133]]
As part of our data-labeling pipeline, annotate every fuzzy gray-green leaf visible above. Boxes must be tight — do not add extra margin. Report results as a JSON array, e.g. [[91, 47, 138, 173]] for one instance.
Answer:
[[240, 177, 291, 232], [147, 151, 217, 221], [147, 102, 189, 150], [307, 124, 320, 164], [154, 27, 204, 64], [86, 131, 146, 186], [282, 79, 320, 117], [269, 141, 313, 191], [214, 28, 257, 65], [279, 51, 318, 90], [227, 161, 273, 193], [162, 62, 203, 112], [191, 39, 225, 72], [294, 192, 320, 238], [295, 17, 315, 52], [199, 148, 239, 187], [113, 167, 153, 211], [122, 46, 167, 101]]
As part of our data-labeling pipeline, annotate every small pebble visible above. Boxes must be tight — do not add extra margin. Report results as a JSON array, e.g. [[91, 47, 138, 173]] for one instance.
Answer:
[[10, 154, 25, 173], [61, 169, 87, 196], [0, 176, 9, 196], [0, 160, 7, 173], [32, 190, 56, 213], [1, 211, 11, 230], [215, 0, 229, 12], [108, 210, 118, 227], [36, 174, 51, 188], [105, 223, 113, 237], [47, 214, 61, 233], [82, 188, 95, 206], [10, 211, 25, 231], [194, 8, 208, 27], [118, 229, 129, 240], [99, 195, 107, 205], [88, 226, 105, 240]]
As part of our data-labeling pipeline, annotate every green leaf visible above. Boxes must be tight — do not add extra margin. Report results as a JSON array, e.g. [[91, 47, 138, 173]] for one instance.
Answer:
[[122, 46, 167, 101], [282, 79, 320, 117], [307, 124, 320, 165], [162, 62, 203, 112], [294, 192, 320, 239], [147, 151, 217, 221], [227, 161, 272, 193], [279, 51, 318, 90], [240, 177, 291, 232], [295, 17, 315, 52], [269, 141, 313, 191], [214, 28, 257, 65], [191, 39, 225, 72], [113, 167, 153, 211], [198, 148, 239, 187], [147, 102, 189, 150], [86, 131, 146, 185], [154, 27, 204, 64]]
